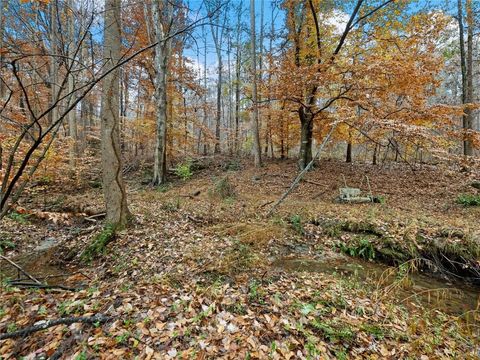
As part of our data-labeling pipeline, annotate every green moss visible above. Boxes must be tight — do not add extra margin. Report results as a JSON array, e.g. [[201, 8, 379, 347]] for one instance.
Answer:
[[81, 225, 116, 262]]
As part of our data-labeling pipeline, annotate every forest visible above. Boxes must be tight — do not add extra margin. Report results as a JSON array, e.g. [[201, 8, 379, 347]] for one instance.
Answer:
[[1, 0, 480, 358]]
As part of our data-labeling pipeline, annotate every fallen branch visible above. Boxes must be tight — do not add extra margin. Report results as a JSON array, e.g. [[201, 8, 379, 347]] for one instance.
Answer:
[[0, 314, 111, 341], [301, 179, 323, 186], [7, 281, 80, 292], [0, 255, 41, 284], [267, 122, 338, 216], [84, 213, 106, 222]]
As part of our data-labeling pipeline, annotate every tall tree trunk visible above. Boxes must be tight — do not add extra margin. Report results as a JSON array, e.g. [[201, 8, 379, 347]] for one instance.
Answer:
[[100, 0, 130, 228], [67, 0, 78, 170], [464, 0, 474, 156], [458, 0, 473, 156], [202, 26, 208, 155], [0, 0, 5, 101], [49, 2, 59, 126], [215, 55, 222, 154], [250, 0, 262, 167], [208, 6, 227, 154], [152, 0, 172, 185]]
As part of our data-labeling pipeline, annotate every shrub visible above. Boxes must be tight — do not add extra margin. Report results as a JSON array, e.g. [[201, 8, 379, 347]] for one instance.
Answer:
[[457, 194, 480, 207], [289, 214, 305, 235], [174, 160, 193, 180]]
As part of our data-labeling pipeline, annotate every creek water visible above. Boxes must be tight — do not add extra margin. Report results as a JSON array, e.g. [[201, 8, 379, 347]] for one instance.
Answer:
[[1, 238, 65, 285], [272, 256, 480, 316]]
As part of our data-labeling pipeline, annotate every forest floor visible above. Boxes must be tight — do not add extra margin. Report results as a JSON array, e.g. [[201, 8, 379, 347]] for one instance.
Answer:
[[1, 157, 480, 359]]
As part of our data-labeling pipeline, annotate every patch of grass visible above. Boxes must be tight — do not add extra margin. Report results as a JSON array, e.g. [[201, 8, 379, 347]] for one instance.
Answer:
[[361, 324, 385, 339], [81, 225, 116, 262], [175, 159, 193, 180], [161, 198, 181, 212], [289, 214, 305, 236], [210, 177, 236, 200], [157, 183, 172, 193], [456, 194, 480, 207], [310, 319, 354, 342]]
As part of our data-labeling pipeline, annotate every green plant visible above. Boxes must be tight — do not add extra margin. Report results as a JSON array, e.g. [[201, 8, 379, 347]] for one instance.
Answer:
[[210, 177, 236, 200], [81, 225, 116, 262], [310, 320, 354, 342], [456, 194, 480, 207], [338, 238, 375, 260], [0, 237, 15, 254], [75, 351, 88, 360], [361, 324, 385, 340], [175, 160, 193, 180], [248, 279, 265, 304], [7, 211, 30, 224], [289, 214, 305, 235], [115, 332, 130, 345], [6, 323, 17, 333]]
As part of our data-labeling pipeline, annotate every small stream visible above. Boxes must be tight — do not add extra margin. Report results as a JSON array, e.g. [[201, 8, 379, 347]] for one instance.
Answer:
[[273, 256, 480, 316], [1, 238, 66, 285]]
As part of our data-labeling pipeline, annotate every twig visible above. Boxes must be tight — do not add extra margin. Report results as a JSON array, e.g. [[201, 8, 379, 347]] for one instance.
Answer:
[[0, 255, 41, 284], [0, 314, 111, 341], [259, 200, 275, 209], [301, 179, 323, 186]]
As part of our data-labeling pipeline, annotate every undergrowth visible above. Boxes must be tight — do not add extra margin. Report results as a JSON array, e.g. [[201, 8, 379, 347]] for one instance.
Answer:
[[210, 177, 236, 200], [81, 225, 116, 262], [457, 194, 480, 206]]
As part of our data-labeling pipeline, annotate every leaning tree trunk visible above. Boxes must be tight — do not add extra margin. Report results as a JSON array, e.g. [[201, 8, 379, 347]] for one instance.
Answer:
[[100, 0, 131, 228], [0, 0, 5, 101]]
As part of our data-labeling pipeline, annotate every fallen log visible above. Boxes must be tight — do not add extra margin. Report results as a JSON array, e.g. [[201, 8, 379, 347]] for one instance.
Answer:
[[0, 314, 111, 341]]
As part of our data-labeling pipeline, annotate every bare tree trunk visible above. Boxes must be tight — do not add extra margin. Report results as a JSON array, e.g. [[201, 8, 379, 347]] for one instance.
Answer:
[[208, 5, 227, 154], [234, 4, 242, 154], [202, 26, 208, 155], [0, 0, 5, 101], [458, 0, 473, 156], [49, 2, 59, 126], [465, 0, 474, 156], [346, 142, 352, 163], [100, 0, 131, 228], [152, 0, 172, 185], [250, 0, 262, 167], [67, 0, 78, 170]]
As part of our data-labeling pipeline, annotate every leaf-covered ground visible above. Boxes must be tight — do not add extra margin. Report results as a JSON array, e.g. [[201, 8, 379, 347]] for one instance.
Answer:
[[1, 159, 479, 359]]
